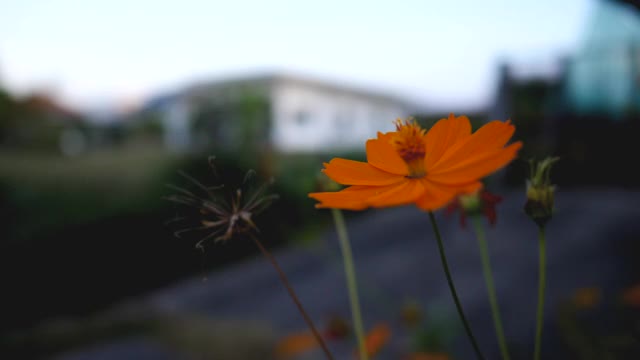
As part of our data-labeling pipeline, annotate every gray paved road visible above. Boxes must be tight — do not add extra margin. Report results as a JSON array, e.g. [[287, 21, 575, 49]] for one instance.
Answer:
[[55, 189, 640, 359]]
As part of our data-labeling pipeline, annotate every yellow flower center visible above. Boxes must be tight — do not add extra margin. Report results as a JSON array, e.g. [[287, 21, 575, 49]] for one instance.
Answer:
[[390, 119, 427, 178]]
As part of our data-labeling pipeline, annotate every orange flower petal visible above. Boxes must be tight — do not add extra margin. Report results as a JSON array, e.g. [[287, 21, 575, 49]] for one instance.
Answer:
[[366, 179, 425, 208], [452, 180, 484, 194], [431, 120, 516, 173], [428, 142, 522, 185], [415, 180, 482, 211], [308, 189, 369, 210], [309, 182, 406, 210], [309, 179, 425, 210], [424, 113, 471, 169], [366, 132, 408, 175], [322, 158, 405, 186]]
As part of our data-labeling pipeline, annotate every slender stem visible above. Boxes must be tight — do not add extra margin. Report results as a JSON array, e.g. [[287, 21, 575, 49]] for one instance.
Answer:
[[533, 227, 546, 360], [428, 212, 486, 360], [471, 216, 511, 360], [332, 209, 368, 360], [250, 234, 335, 360]]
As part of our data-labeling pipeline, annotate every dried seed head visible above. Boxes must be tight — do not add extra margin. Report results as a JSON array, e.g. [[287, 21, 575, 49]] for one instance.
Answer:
[[165, 158, 278, 249]]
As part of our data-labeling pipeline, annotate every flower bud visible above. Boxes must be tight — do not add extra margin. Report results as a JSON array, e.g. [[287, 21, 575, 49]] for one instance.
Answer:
[[458, 192, 482, 215], [400, 300, 424, 329], [325, 314, 351, 340], [524, 157, 559, 228], [315, 172, 342, 192], [446, 189, 502, 227]]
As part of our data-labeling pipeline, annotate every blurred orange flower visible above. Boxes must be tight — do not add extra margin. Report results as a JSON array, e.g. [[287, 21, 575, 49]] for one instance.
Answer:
[[324, 314, 351, 340], [405, 352, 450, 360], [309, 114, 522, 211], [400, 301, 424, 329], [356, 323, 392, 359], [622, 283, 640, 307], [571, 287, 601, 309], [275, 331, 320, 359]]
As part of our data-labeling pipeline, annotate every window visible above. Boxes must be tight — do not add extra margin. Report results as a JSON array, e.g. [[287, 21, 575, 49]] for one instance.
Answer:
[[294, 110, 311, 126]]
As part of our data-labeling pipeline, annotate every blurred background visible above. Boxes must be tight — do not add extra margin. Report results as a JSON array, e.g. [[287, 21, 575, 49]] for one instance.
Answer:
[[1, 0, 640, 359]]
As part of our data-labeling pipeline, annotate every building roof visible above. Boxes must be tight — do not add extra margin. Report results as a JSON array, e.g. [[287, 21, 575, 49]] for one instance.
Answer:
[[182, 71, 418, 109]]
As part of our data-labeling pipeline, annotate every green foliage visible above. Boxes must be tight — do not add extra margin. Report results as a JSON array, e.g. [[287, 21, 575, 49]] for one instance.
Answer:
[[0, 89, 88, 152], [192, 90, 270, 156], [127, 112, 164, 138], [0, 145, 178, 242], [410, 303, 459, 354], [511, 80, 551, 137], [557, 296, 640, 359], [236, 91, 270, 150], [0, 87, 13, 117], [0, 88, 17, 142]]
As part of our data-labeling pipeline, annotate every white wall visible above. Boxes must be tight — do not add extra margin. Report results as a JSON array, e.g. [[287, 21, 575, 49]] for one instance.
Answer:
[[161, 98, 192, 152], [270, 82, 407, 153]]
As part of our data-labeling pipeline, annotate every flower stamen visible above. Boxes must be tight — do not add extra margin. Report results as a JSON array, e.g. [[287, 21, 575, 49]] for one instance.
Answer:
[[390, 118, 427, 178]]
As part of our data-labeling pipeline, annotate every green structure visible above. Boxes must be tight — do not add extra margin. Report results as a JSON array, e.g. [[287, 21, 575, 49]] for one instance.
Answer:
[[566, 0, 640, 118]]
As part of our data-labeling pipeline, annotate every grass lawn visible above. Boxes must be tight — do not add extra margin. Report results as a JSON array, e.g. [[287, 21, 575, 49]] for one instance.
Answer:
[[0, 143, 181, 242]]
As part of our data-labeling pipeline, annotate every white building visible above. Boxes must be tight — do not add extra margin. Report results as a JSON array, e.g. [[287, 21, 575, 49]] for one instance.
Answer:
[[156, 73, 416, 153]]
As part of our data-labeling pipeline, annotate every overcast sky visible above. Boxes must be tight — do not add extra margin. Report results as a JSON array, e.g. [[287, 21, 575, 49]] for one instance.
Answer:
[[0, 0, 594, 111]]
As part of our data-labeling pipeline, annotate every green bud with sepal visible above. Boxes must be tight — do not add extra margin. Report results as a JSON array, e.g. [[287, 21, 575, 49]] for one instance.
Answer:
[[524, 157, 559, 228]]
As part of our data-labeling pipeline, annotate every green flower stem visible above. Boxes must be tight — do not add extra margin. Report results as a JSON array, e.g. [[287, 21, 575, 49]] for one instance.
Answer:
[[332, 209, 368, 360], [249, 234, 334, 360], [428, 212, 486, 360], [471, 216, 511, 360], [533, 227, 547, 360]]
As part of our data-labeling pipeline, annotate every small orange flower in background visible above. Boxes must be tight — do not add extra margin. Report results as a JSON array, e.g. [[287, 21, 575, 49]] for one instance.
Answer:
[[355, 323, 392, 359], [571, 287, 601, 309], [622, 283, 640, 307], [274, 316, 351, 359], [324, 314, 351, 340], [275, 331, 320, 359], [405, 352, 450, 360], [309, 114, 522, 211], [400, 300, 424, 329]]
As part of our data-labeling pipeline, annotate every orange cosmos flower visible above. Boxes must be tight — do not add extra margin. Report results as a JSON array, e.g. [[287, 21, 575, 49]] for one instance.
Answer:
[[405, 353, 450, 360], [309, 114, 522, 211], [571, 287, 601, 309], [274, 330, 320, 359], [355, 323, 391, 359], [621, 283, 640, 307]]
